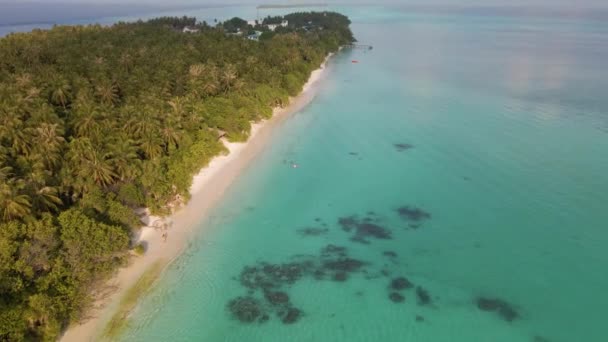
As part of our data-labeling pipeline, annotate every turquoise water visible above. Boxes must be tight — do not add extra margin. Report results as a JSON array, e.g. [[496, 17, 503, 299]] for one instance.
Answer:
[[117, 6, 608, 342]]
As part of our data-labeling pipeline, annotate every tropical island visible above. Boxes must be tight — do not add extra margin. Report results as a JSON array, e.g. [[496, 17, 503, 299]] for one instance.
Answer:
[[0, 12, 354, 341]]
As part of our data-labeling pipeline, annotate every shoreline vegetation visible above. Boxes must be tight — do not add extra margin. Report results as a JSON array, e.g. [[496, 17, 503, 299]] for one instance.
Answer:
[[62, 52, 334, 342], [0, 12, 354, 341], [102, 261, 163, 339]]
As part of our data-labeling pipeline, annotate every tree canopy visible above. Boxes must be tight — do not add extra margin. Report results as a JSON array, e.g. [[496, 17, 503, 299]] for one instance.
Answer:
[[0, 12, 354, 341]]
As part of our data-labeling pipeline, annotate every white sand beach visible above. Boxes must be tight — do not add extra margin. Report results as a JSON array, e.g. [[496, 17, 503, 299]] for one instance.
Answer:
[[59, 54, 334, 342]]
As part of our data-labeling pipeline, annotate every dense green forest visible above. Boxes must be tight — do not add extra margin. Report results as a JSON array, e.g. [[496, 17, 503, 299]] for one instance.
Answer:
[[0, 12, 353, 341]]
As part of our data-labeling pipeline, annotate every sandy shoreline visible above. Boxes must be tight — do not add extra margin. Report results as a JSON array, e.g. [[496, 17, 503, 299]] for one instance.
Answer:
[[59, 54, 333, 342]]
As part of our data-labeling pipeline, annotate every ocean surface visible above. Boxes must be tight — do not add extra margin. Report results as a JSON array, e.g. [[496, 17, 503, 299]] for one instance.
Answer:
[[13, 4, 608, 342]]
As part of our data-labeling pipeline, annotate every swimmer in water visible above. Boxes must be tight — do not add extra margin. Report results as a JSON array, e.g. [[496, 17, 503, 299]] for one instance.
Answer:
[[292, 163, 299, 168]]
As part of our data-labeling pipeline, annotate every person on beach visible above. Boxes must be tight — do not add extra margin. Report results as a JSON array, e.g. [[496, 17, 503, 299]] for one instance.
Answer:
[[162, 232, 168, 242]]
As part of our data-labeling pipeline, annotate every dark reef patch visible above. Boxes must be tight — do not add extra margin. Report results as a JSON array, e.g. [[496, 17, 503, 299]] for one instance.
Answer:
[[476, 297, 519, 322], [229, 244, 372, 325], [228, 296, 265, 323], [338, 215, 392, 243], [394, 143, 414, 152], [333, 271, 348, 282], [323, 258, 366, 273], [321, 244, 347, 257], [238, 260, 317, 291], [397, 206, 431, 222], [264, 291, 290, 306], [390, 277, 413, 290], [313, 269, 326, 280], [383, 251, 398, 258], [280, 307, 302, 324], [416, 286, 431, 305], [389, 292, 405, 303], [297, 227, 329, 236]]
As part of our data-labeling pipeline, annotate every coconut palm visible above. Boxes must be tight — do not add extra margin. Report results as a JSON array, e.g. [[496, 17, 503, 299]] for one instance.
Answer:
[[108, 137, 140, 181], [84, 149, 116, 187], [49, 79, 71, 108], [139, 135, 164, 160], [0, 113, 33, 157], [221, 64, 238, 93], [32, 123, 66, 168], [67, 138, 116, 189], [0, 178, 32, 221], [30, 185, 63, 212], [72, 103, 102, 139], [96, 82, 120, 106]]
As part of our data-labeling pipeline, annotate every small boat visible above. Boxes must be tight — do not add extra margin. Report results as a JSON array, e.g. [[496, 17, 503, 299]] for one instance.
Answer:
[[351, 60, 359, 63]]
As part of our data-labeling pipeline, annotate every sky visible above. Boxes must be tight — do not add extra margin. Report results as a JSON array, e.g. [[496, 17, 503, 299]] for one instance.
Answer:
[[1, 0, 607, 26], [3, 0, 608, 6]]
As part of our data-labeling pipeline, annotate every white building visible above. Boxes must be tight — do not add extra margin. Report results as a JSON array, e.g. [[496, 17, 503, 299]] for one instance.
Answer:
[[182, 26, 200, 33], [267, 20, 288, 32]]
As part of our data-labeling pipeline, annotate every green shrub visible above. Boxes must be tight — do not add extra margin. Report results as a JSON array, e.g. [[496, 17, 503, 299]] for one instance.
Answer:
[[133, 243, 145, 255]]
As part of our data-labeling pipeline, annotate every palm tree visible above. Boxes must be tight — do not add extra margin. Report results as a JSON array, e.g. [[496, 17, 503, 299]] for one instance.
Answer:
[[96, 82, 120, 106], [84, 149, 116, 187], [15, 73, 32, 89], [0, 164, 12, 182], [139, 135, 164, 160], [201, 79, 219, 97], [49, 79, 71, 109], [67, 138, 116, 190], [189, 64, 205, 78], [168, 97, 187, 119], [221, 64, 238, 93], [232, 78, 246, 94], [0, 177, 32, 221], [32, 123, 65, 169], [108, 137, 140, 181], [30, 185, 63, 212], [160, 124, 182, 151], [72, 103, 102, 139], [0, 111, 33, 157]]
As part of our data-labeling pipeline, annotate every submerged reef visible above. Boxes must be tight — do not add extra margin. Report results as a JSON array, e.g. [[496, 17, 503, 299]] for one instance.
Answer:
[[389, 292, 405, 303], [394, 143, 414, 152], [383, 251, 398, 258], [226, 208, 526, 328], [227, 296, 265, 323], [228, 244, 368, 324], [476, 297, 519, 322], [390, 277, 414, 290], [297, 227, 329, 236], [416, 286, 432, 305], [396, 206, 431, 222], [338, 215, 392, 243]]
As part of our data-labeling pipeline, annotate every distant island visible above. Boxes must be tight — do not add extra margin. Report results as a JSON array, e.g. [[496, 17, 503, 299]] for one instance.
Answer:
[[257, 3, 329, 9], [0, 12, 354, 341]]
